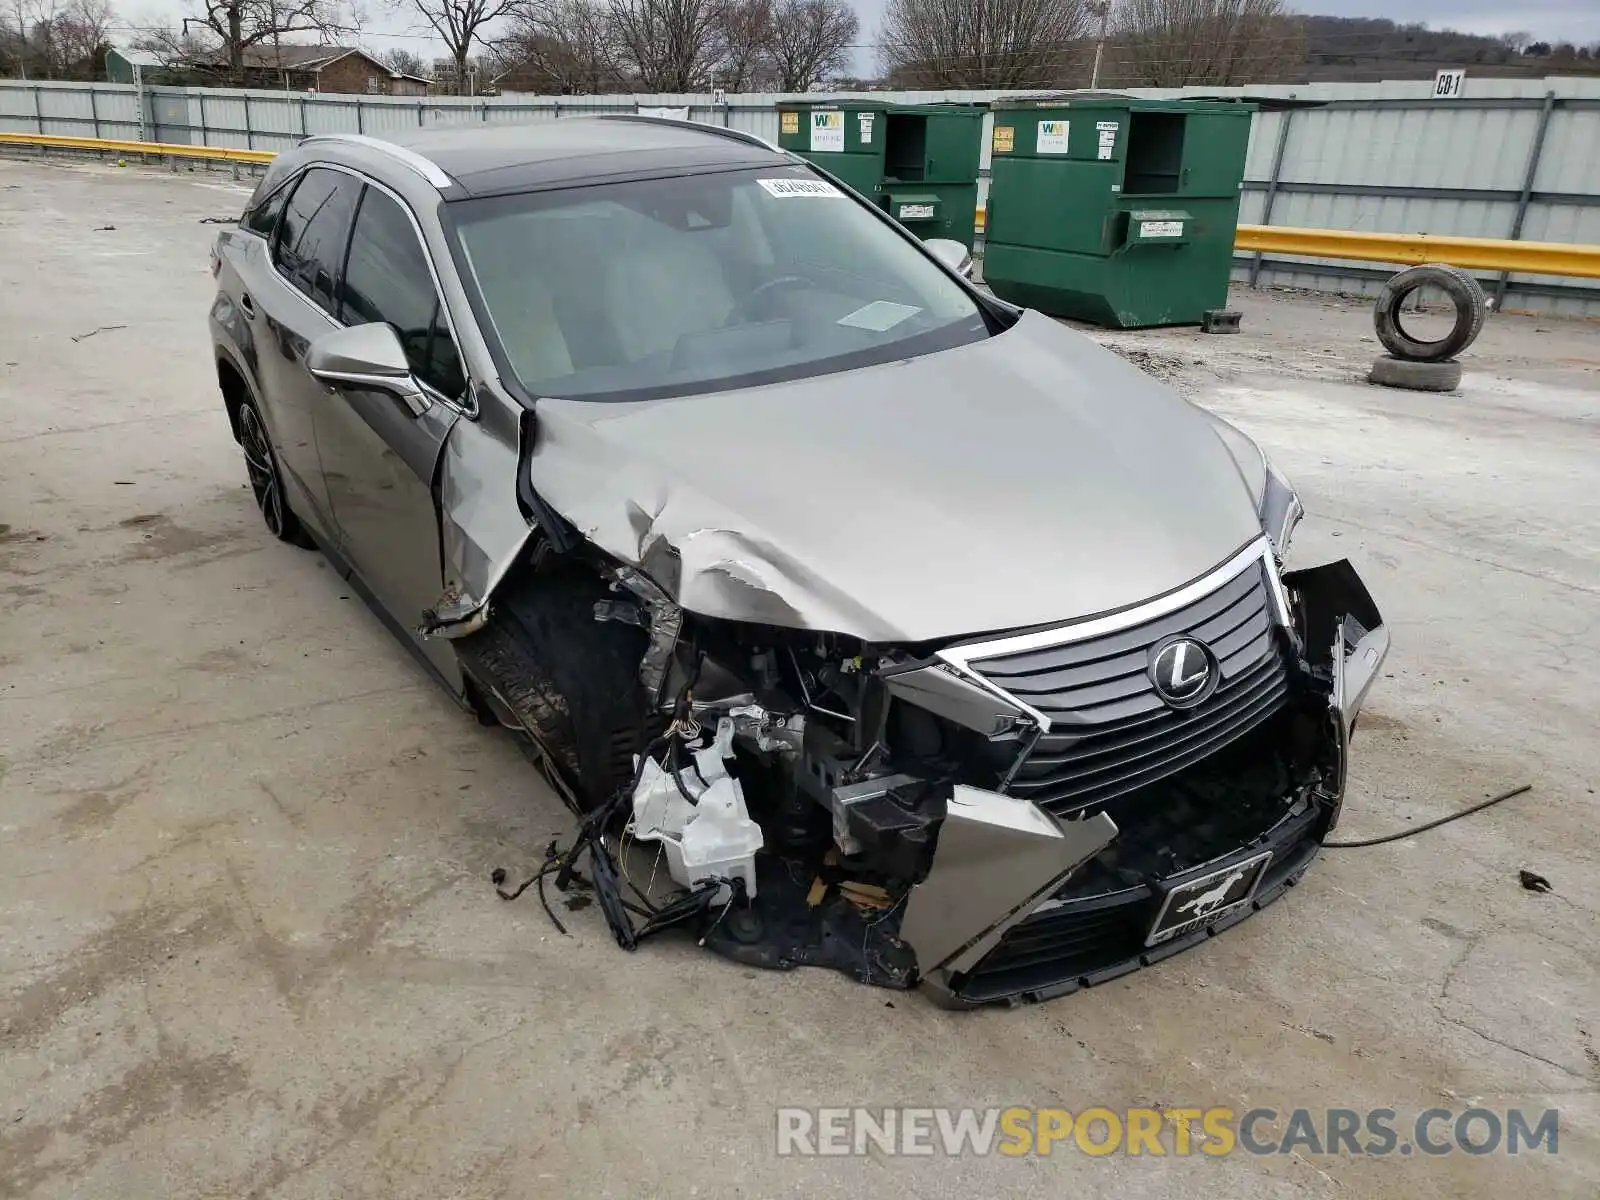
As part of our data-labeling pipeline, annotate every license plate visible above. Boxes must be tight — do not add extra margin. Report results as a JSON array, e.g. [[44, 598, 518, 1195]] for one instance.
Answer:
[[1146, 852, 1272, 947]]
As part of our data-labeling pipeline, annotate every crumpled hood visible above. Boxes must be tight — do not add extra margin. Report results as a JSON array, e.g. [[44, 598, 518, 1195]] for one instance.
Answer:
[[528, 310, 1264, 643]]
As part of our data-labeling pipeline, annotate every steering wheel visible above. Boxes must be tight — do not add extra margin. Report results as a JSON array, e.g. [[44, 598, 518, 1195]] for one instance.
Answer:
[[734, 274, 811, 322]]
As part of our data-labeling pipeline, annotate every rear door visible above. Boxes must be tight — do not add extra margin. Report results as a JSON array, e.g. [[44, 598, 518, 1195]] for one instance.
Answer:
[[312, 180, 465, 688], [252, 167, 363, 527]]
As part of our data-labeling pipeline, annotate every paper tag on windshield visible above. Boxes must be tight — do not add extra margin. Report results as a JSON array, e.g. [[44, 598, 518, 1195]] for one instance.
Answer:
[[837, 300, 921, 332], [757, 178, 843, 199]]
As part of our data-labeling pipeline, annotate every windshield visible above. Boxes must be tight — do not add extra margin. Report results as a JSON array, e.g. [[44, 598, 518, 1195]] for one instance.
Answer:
[[449, 164, 989, 402]]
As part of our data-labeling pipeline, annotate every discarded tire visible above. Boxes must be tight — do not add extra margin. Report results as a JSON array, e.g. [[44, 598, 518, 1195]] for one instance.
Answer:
[[1373, 263, 1485, 363], [1368, 354, 1462, 392]]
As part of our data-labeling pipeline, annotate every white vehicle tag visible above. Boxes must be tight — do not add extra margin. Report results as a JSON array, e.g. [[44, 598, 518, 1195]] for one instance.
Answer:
[[837, 300, 921, 331], [757, 178, 843, 199]]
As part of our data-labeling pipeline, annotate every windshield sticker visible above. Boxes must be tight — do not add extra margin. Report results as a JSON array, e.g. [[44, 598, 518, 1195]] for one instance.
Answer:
[[757, 178, 843, 199], [837, 300, 922, 332]]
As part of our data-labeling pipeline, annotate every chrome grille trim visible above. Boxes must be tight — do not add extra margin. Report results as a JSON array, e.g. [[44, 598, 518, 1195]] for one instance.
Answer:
[[936, 537, 1280, 736], [937, 538, 1290, 814]]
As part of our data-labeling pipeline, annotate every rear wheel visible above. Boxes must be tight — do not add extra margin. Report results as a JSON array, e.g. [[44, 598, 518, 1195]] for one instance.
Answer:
[[238, 400, 315, 548]]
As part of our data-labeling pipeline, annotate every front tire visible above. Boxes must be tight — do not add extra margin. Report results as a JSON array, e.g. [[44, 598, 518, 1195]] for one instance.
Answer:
[[237, 400, 314, 548]]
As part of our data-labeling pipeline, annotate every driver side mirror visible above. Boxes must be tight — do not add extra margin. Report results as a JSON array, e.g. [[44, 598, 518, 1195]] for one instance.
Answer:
[[924, 238, 974, 280], [307, 323, 430, 417]]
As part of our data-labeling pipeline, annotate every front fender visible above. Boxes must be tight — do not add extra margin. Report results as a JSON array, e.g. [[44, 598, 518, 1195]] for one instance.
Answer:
[[1284, 558, 1389, 734], [431, 394, 531, 628]]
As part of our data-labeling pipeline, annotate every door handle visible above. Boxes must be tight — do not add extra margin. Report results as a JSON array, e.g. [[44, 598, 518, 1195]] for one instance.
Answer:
[[239, 292, 256, 318]]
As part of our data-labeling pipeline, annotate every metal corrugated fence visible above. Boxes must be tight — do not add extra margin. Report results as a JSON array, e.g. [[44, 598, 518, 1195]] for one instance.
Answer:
[[3, 75, 1597, 314]]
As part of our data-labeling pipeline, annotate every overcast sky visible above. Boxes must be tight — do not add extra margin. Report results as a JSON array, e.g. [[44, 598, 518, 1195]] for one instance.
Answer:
[[1321, 0, 1600, 43], [110, 0, 1600, 74]]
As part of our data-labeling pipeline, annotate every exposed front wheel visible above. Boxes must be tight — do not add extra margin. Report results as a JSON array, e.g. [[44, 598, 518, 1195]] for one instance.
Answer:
[[237, 400, 314, 548]]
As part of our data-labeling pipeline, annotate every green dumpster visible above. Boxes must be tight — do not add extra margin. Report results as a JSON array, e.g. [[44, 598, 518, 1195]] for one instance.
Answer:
[[776, 100, 985, 248], [982, 96, 1256, 328]]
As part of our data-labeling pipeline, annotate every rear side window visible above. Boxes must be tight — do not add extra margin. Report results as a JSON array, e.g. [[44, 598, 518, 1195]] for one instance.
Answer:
[[274, 168, 361, 315], [242, 179, 290, 239], [341, 186, 465, 398]]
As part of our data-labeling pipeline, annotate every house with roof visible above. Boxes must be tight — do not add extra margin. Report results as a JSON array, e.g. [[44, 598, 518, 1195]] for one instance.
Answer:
[[191, 45, 432, 95]]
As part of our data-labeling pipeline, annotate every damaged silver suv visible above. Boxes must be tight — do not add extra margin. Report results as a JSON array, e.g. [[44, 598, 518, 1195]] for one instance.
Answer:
[[209, 117, 1388, 1006]]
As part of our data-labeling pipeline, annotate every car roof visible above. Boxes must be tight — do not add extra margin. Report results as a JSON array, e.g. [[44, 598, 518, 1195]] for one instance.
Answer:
[[357, 117, 787, 198]]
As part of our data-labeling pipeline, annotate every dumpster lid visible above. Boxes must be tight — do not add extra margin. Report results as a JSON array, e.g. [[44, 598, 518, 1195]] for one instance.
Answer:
[[991, 89, 1320, 113], [1183, 94, 1327, 111], [779, 97, 892, 111], [997, 90, 1135, 103], [780, 98, 987, 114]]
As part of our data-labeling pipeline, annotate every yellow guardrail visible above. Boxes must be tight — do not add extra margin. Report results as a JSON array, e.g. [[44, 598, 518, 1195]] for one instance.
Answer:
[[0, 131, 276, 165], [6, 133, 1597, 279], [1234, 224, 1600, 280]]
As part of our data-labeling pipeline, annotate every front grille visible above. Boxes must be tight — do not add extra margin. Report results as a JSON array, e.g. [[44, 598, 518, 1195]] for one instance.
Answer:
[[953, 805, 1324, 1005], [968, 558, 1289, 816]]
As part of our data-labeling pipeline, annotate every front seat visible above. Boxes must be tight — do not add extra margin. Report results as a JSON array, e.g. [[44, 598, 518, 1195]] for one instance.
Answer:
[[469, 224, 575, 387], [601, 231, 735, 363]]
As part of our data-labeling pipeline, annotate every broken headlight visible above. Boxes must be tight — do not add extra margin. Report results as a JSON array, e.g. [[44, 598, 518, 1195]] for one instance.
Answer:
[[1261, 460, 1303, 560], [1205, 414, 1302, 560]]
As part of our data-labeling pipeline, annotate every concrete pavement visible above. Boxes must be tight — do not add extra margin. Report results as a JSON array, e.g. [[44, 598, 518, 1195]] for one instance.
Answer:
[[1, 156, 1596, 1199]]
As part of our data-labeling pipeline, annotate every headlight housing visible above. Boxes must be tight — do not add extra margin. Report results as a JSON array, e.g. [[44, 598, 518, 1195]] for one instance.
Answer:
[[1261, 460, 1303, 560], [1204, 414, 1303, 560]]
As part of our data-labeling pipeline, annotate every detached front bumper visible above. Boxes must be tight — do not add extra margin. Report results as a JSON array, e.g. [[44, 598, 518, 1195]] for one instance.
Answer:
[[897, 557, 1386, 1007]]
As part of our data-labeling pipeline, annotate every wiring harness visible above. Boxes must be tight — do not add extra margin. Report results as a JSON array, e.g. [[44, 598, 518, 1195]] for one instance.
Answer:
[[492, 649, 745, 947]]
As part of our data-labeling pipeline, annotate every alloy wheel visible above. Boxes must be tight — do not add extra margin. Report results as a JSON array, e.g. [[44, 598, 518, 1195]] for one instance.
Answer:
[[238, 403, 286, 537]]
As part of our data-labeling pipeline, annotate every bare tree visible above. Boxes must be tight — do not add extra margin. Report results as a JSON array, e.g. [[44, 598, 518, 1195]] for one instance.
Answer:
[[393, 0, 514, 93], [711, 0, 772, 90], [62, 0, 112, 63], [1, 0, 115, 78], [608, 0, 719, 90], [878, 0, 1090, 88], [496, 0, 622, 91], [768, 0, 855, 90], [0, 16, 21, 78], [136, 0, 354, 75], [1496, 29, 1532, 54], [381, 45, 429, 75], [0, 0, 39, 77], [1113, 0, 1302, 87]]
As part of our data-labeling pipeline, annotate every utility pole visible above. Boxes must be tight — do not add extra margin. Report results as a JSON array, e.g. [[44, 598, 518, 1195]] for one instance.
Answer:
[[1088, 0, 1110, 89]]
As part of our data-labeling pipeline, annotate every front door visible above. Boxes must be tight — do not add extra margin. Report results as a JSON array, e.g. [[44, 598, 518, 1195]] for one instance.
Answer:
[[252, 166, 364, 528], [310, 181, 465, 689]]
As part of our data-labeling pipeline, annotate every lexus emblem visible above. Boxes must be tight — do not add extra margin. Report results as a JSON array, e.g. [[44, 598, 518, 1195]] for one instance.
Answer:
[[1149, 637, 1216, 708]]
